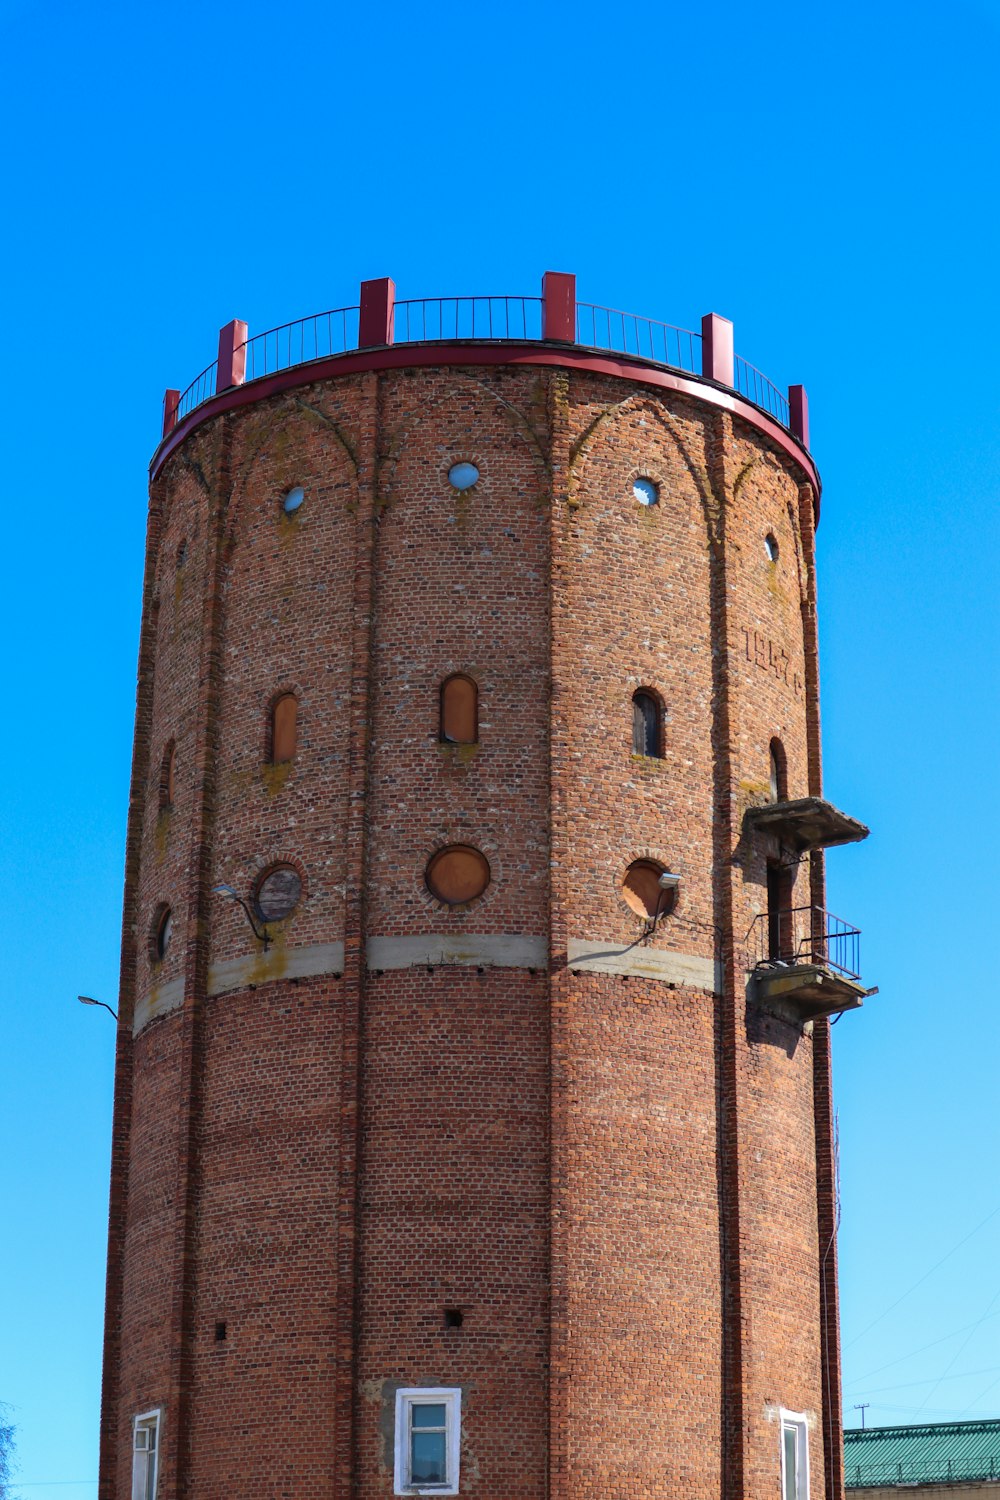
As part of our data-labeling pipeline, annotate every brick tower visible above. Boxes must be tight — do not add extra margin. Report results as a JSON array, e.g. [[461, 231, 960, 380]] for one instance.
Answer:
[[99, 272, 871, 1500]]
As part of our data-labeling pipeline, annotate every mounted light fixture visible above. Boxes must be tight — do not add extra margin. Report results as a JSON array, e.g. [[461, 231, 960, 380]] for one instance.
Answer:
[[213, 883, 271, 952], [79, 994, 119, 1021], [645, 870, 681, 938]]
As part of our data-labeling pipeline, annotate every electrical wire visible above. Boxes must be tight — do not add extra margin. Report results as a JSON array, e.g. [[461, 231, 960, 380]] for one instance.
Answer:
[[851, 1401, 992, 1420], [845, 1365, 1000, 1396], [956, 1369, 1000, 1421], [844, 1202, 1000, 1349], [848, 1308, 1000, 1384], [914, 1285, 1000, 1418]]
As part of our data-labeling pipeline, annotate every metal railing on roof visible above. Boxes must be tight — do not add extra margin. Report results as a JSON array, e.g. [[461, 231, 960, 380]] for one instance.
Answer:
[[575, 303, 701, 374], [734, 353, 790, 426], [391, 296, 543, 343], [848, 1454, 1000, 1486], [239, 306, 360, 382], [166, 292, 800, 443], [176, 360, 219, 423]]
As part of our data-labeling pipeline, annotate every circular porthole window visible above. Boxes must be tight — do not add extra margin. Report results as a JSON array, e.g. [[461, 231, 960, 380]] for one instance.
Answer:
[[448, 462, 480, 491], [254, 864, 303, 922], [764, 532, 779, 562], [152, 905, 173, 961], [633, 477, 659, 507], [426, 845, 491, 905], [283, 486, 305, 515], [621, 860, 678, 919]]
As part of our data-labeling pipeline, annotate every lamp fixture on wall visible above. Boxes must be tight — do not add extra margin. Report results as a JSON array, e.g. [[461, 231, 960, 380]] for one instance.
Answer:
[[644, 870, 681, 938], [213, 884, 272, 951], [78, 994, 119, 1021]]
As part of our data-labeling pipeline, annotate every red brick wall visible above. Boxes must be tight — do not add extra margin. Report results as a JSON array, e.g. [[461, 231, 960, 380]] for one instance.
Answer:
[[187, 977, 343, 1497], [553, 383, 723, 1497], [209, 388, 362, 964], [101, 358, 839, 1500]]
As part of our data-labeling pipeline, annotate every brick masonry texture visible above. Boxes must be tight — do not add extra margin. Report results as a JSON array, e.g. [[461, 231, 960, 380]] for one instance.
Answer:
[[99, 355, 843, 1500]]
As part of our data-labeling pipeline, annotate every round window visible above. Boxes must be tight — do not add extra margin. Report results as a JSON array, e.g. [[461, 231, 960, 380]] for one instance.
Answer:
[[621, 860, 677, 919], [426, 845, 491, 905], [254, 865, 303, 921], [283, 486, 305, 515], [633, 477, 659, 507], [448, 462, 480, 491], [765, 532, 779, 562]]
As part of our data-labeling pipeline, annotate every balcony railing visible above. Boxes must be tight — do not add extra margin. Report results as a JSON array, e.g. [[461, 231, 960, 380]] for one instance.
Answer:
[[162, 275, 810, 452], [745, 906, 862, 983]]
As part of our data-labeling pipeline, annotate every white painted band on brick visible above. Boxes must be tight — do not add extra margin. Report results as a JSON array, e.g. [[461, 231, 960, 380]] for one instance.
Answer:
[[132, 941, 347, 1035], [567, 939, 721, 992], [133, 934, 717, 1035], [133, 975, 186, 1034], [208, 941, 346, 998], [366, 934, 548, 971]]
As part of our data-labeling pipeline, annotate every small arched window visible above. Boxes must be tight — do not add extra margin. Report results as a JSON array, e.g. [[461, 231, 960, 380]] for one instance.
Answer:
[[440, 675, 478, 745], [632, 691, 662, 757], [271, 694, 298, 764], [769, 738, 788, 802], [160, 741, 176, 811]]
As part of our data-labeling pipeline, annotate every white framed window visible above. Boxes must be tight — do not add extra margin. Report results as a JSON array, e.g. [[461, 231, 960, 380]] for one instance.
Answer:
[[780, 1409, 809, 1500], [132, 1409, 161, 1500], [394, 1387, 461, 1495]]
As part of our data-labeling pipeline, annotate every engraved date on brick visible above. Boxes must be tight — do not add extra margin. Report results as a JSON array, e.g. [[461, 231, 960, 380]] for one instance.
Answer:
[[742, 628, 802, 695]]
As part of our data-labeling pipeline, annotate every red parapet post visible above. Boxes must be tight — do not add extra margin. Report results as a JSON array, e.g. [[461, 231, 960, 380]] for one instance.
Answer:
[[216, 320, 248, 392], [789, 384, 810, 449], [542, 271, 576, 342], [701, 313, 734, 386], [162, 389, 180, 437], [358, 278, 395, 348]]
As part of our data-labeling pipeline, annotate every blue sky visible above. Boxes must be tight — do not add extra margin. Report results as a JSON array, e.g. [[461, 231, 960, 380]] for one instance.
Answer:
[[1, 0, 998, 1493]]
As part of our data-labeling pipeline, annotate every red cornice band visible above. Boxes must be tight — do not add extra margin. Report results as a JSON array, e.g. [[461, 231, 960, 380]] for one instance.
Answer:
[[150, 340, 821, 513]]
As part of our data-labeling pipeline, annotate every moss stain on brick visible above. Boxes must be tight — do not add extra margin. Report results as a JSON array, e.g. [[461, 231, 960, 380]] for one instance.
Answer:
[[261, 761, 293, 797]]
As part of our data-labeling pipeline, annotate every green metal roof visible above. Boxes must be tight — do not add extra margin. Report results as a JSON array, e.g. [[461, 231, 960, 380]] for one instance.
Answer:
[[845, 1419, 1000, 1487]]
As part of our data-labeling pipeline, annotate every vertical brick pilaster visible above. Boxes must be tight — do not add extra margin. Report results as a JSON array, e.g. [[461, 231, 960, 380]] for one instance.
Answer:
[[800, 479, 844, 1500], [163, 419, 235, 1499], [702, 313, 734, 385], [546, 367, 571, 1500], [542, 271, 576, 342], [706, 408, 750, 1500], [97, 485, 166, 1500], [334, 370, 381, 1493], [798, 484, 823, 804]]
